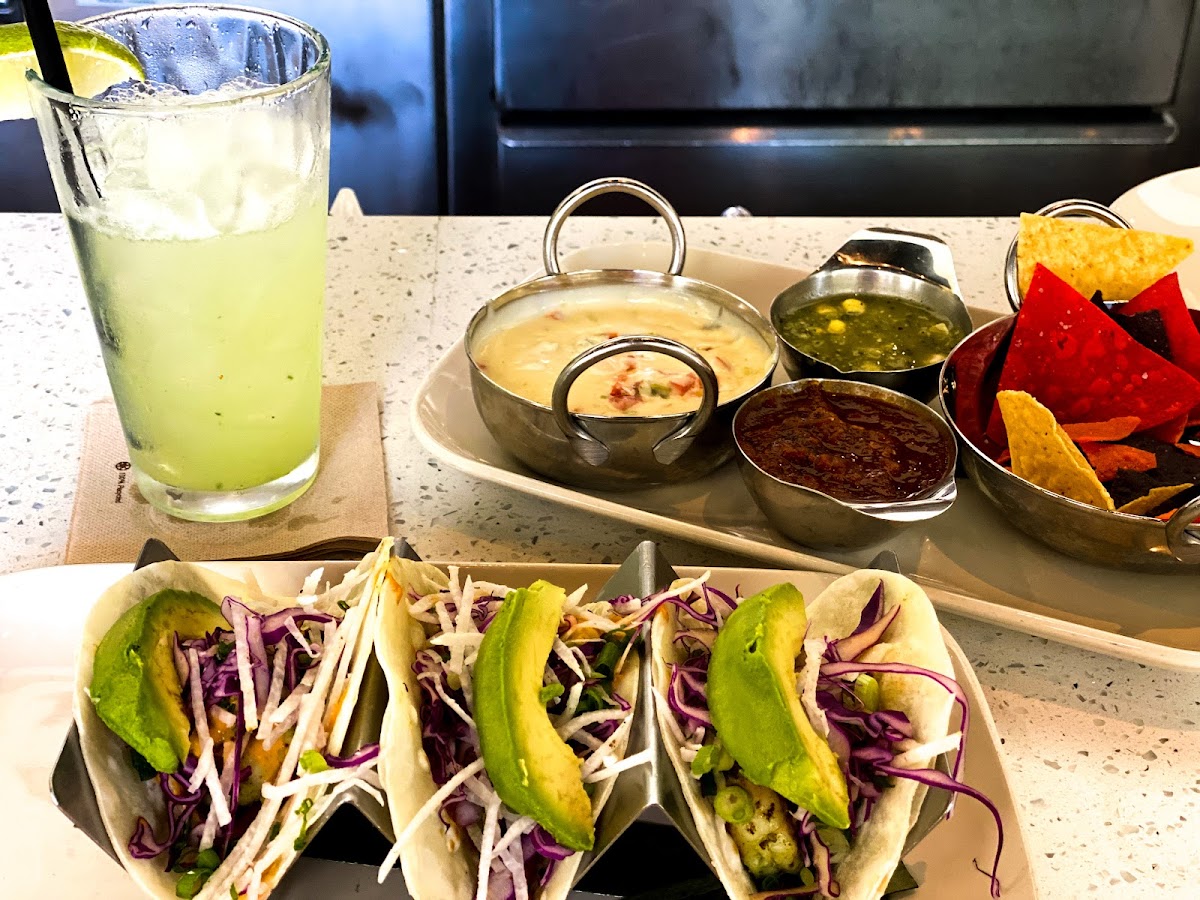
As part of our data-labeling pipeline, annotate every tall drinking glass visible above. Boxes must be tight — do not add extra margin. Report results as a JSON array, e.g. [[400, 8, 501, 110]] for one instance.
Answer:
[[27, 5, 330, 522]]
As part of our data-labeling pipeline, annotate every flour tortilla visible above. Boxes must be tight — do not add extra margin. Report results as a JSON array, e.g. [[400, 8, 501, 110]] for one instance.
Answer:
[[376, 558, 640, 900], [73, 545, 392, 899], [652, 570, 955, 900]]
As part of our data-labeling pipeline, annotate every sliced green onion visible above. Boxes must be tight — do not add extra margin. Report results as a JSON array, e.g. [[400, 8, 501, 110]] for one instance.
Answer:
[[539, 683, 565, 705], [593, 639, 624, 677], [173, 850, 219, 899], [690, 740, 735, 777], [576, 685, 609, 714], [294, 797, 315, 851], [175, 871, 205, 899], [714, 785, 753, 824], [299, 749, 329, 774], [854, 673, 881, 712]]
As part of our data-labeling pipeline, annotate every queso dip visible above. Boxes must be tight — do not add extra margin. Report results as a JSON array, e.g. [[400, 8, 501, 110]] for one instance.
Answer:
[[472, 288, 774, 416]]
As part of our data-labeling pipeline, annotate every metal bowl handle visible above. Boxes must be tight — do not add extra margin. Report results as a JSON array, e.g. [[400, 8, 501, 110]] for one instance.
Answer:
[[551, 335, 719, 467], [542, 177, 687, 277], [1165, 494, 1200, 564], [1003, 199, 1131, 311]]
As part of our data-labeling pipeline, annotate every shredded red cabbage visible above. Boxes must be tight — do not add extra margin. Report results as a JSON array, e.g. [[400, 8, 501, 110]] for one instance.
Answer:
[[323, 744, 380, 769], [817, 660, 969, 782], [875, 763, 1003, 898], [667, 655, 712, 731]]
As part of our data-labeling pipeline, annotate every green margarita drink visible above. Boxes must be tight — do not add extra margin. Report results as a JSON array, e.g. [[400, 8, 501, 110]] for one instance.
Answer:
[[68, 195, 326, 496], [26, 6, 331, 521]]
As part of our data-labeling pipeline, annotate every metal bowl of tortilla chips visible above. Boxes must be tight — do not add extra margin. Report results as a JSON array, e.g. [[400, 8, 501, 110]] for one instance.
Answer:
[[941, 201, 1200, 572]]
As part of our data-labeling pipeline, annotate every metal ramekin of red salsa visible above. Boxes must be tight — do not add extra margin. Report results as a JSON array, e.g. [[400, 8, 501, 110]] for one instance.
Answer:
[[734, 380, 954, 503]]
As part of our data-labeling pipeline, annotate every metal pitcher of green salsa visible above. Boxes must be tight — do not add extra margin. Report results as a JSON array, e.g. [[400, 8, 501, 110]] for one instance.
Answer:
[[770, 229, 974, 400]]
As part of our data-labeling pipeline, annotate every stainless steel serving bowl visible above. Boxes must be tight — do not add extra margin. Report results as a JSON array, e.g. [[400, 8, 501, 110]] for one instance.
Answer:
[[732, 379, 958, 550], [770, 228, 974, 400], [465, 177, 779, 491], [942, 195, 1200, 572]]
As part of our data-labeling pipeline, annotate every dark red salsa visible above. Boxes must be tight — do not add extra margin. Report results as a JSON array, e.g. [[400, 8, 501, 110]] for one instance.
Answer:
[[736, 382, 952, 502]]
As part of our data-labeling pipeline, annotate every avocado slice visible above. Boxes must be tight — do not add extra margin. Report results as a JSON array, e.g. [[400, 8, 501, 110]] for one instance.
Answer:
[[89, 589, 230, 774], [708, 583, 850, 829], [473, 580, 594, 852]]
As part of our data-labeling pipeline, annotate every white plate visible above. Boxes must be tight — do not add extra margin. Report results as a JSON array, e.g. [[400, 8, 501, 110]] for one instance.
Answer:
[[412, 242, 1200, 671], [0, 559, 1034, 900], [1111, 167, 1200, 305]]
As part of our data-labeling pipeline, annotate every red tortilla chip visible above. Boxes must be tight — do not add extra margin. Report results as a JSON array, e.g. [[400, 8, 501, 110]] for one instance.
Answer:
[[1148, 413, 1188, 444], [986, 265, 1200, 445], [947, 319, 1013, 457], [1120, 274, 1200, 380], [1179, 442, 1200, 459], [1077, 442, 1158, 482], [1061, 416, 1142, 442]]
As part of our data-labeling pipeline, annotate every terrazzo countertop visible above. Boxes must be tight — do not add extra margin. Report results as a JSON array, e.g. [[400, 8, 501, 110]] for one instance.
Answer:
[[2, 212, 1198, 897]]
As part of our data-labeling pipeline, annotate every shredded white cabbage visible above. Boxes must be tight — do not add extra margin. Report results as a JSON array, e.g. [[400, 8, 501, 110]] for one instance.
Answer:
[[298, 566, 325, 601], [474, 796, 503, 900], [552, 637, 586, 681], [376, 757, 487, 882], [584, 747, 653, 784], [556, 708, 627, 741], [229, 607, 260, 731], [555, 682, 584, 728], [499, 841, 529, 900], [799, 638, 830, 740], [256, 644, 290, 749], [489, 817, 534, 858], [892, 731, 963, 769], [260, 762, 380, 800]]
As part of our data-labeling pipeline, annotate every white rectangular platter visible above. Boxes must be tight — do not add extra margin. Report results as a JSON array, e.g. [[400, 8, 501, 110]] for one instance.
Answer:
[[412, 242, 1200, 671]]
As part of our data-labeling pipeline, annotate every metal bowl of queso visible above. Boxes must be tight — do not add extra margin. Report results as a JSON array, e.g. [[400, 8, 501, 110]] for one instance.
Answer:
[[770, 228, 974, 399], [465, 177, 779, 490]]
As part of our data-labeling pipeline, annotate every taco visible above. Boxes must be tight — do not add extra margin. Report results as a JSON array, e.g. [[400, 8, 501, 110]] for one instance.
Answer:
[[74, 540, 392, 899], [374, 558, 644, 900], [651, 569, 1002, 899]]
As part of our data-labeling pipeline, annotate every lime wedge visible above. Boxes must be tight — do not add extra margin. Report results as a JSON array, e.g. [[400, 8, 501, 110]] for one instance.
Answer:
[[0, 22, 144, 120]]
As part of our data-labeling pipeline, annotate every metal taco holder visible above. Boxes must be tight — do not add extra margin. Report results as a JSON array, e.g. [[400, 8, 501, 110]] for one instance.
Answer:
[[51, 541, 951, 898]]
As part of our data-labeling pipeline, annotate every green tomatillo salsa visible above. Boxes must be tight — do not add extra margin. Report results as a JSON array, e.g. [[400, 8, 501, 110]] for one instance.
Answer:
[[779, 294, 964, 372]]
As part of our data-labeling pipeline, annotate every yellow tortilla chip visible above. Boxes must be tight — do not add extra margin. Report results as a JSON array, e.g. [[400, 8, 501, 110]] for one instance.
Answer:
[[1117, 483, 1194, 516], [1017, 212, 1193, 302], [997, 390, 1115, 510]]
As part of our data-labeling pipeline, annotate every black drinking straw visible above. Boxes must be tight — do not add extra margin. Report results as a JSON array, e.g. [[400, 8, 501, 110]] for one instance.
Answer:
[[20, 0, 74, 94]]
